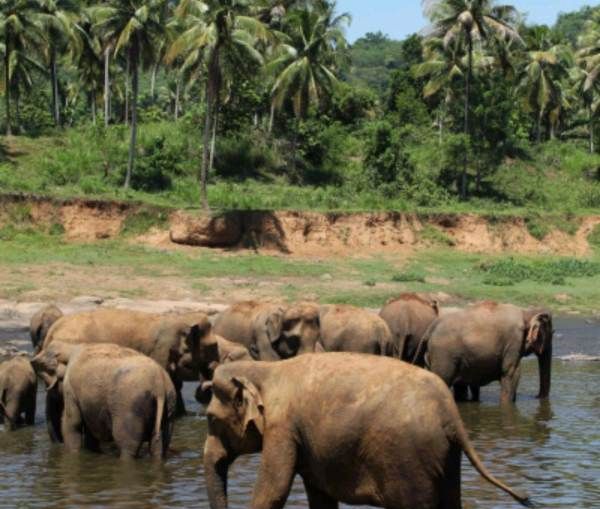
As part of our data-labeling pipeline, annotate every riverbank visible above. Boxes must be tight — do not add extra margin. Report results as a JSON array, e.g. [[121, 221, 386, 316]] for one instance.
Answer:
[[2, 194, 600, 315]]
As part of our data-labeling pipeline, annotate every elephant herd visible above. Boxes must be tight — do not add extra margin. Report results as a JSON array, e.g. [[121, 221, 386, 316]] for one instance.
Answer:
[[0, 293, 553, 508]]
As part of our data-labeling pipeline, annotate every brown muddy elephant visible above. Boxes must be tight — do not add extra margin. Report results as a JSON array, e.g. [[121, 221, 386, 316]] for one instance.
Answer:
[[30, 304, 63, 352], [319, 304, 395, 356], [379, 293, 439, 361], [414, 302, 553, 403], [202, 354, 532, 509], [213, 301, 288, 360], [41, 307, 217, 427], [0, 356, 37, 430], [34, 342, 176, 459]]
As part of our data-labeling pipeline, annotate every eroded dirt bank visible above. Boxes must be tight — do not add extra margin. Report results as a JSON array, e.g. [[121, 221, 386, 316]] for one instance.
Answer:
[[2, 193, 599, 256]]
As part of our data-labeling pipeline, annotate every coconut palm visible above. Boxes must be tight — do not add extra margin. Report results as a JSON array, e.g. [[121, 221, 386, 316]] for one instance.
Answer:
[[36, 0, 79, 127], [519, 26, 572, 143], [577, 11, 600, 153], [90, 0, 167, 188], [268, 4, 349, 171], [0, 0, 45, 135], [167, 0, 271, 209], [422, 0, 521, 198]]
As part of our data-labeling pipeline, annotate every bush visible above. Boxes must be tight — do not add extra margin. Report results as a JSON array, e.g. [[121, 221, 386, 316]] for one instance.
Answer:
[[391, 271, 426, 283], [213, 133, 280, 181]]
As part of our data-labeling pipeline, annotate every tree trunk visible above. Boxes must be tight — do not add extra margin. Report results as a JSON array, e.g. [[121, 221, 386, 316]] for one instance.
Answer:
[[4, 32, 11, 136], [15, 84, 21, 134], [461, 37, 472, 201], [537, 109, 543, 144], [124, 53, 130, 126], [150, 62, 158, 101], [174, 79, 180, 121], [590, 104, 595, 154], [201, 81, 213, 210], [124, 45, 138, 189], [104, 46, 111, 127], [268, 102, 275, 134], [91, 92, 97, 125], [209, 108, 218, 175], [291, 119, 299, 175], [51, 47, 60, 127]]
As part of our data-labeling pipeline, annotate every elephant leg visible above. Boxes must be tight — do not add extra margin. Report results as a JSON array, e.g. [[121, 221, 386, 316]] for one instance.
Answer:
[[113, 414, 145, 459], [302, 478, 338, 509], [173, 378, 186, 417], [46, 388, 64, 442], [500, 364, 522, 404], [2, 397, 20, 431], [469, 385, 480, 402], [24, 386, 36, 426], [251, 434, 297, 509], [440, 445, 462, 509], [428, 354, 458, 388], [453, 384, 469, 402], [61, 393, 83, 452], [83, 424, 101, 453]]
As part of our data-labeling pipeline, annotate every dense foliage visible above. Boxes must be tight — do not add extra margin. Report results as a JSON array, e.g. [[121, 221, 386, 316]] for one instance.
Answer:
[[1, 1, 600, 211]]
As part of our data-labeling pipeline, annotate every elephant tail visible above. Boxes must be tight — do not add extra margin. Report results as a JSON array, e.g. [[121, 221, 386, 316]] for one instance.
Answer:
[[152, 392, 167, 458], [456, 421, 533, 507]]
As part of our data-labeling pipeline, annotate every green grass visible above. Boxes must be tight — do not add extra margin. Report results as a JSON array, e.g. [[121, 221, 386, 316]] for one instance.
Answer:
[[419, 225, 456, 246], [588, 223, 600, 249]]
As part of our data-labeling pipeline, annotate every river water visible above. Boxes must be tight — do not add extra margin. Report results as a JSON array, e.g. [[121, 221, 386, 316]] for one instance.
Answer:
[[0, 317, 598, 508]]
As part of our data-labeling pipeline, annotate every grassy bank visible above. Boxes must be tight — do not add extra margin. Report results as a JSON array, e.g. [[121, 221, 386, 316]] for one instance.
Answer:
[[2, 124, 600, 215], [1, 226, 600, 314]]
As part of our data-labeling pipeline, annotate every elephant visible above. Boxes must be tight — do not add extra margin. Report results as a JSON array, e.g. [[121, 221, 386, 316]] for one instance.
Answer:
[[379, 293, 439, 361], [39, 307, 217, 436], [33, 341, 176, 459], [30, 304, 63, 352], [0, 356, 37, 430], [318, 304, 395, 356], [413, 301, 553, 403], [202, 354, 532, 509], [213, 301, 288, 361]]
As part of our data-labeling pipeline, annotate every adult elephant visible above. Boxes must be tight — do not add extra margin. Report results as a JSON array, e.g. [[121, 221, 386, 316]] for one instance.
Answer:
[[379, 293, 439, 361], [33, 342, 176, 459], [41, 308, 218, 423], [414, 301, 553, 403], [319, 304, 395, 356], [0, 356, 37, 430], [213, 301, 288, 361], [202, 354, 531, 509], [30, 304, 63, 352]]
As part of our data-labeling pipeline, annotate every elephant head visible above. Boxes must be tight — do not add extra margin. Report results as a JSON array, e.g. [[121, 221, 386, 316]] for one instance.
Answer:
[[154, 313, 217, 381], [31, 341, 74, 390], [203, 366, 265, 509], [30, 304, 63, 352], [276, 302, 322, 358], [523, 309, 553, 399], [251, 305, 286, 360]]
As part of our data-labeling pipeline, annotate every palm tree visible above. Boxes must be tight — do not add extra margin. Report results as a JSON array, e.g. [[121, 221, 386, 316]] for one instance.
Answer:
[[519, 26, 572, 143], [168, 0, 271, 210], [577, 11, 600, 153], [91, 0, 166, 189], [36, 0, 79, 128], [268, 5, 349, 171], [422, 0, 521, 198], [0, 0, 44, 135]]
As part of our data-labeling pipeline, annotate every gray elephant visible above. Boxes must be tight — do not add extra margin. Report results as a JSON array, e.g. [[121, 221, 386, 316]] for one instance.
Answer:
[[379, 293, 439, 361], [0, 356, 37, 430], [213, 301, 288, 360], [414, 301, 553, 403], [319, 304, 395, 355], [34, 341, 176, 459], [30, 304, 63, 352], [203, 354, 531, 509], [37, 308, 218, 441]]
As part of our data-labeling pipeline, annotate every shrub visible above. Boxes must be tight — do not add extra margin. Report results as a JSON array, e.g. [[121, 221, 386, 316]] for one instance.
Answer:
[[391, 271, 426, 283]]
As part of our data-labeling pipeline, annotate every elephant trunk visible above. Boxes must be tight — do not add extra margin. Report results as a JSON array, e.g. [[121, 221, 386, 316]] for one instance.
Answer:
[[203, 435, 230, 509], [537, 344, 552, 399]]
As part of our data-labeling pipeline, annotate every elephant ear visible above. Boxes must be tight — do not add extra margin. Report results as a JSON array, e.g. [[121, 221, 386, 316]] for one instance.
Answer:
[[525, 312, 552, 355], [265, 309, 284, 345], [231, 376, 265, 437]]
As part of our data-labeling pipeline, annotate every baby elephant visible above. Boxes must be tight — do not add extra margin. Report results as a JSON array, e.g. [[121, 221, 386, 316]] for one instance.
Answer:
[[203, 354, 532, 509], [0, 356, 37, 430], [35, 342, 176, 459]]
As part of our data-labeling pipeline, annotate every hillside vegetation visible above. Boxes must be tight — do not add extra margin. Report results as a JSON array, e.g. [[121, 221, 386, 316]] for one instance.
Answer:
[[1, 1, 600, 217]]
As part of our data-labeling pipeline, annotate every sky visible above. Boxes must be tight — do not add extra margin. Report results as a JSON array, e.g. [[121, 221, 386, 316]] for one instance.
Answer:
[[337, 0, 598, 42]]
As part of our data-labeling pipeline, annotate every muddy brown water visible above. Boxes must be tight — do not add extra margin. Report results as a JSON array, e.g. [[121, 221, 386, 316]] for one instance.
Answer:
[[0, 317, 599, 508]]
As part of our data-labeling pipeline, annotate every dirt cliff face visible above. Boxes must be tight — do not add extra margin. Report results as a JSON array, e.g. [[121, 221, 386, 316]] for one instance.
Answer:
[[1, 194, 599, 257]]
